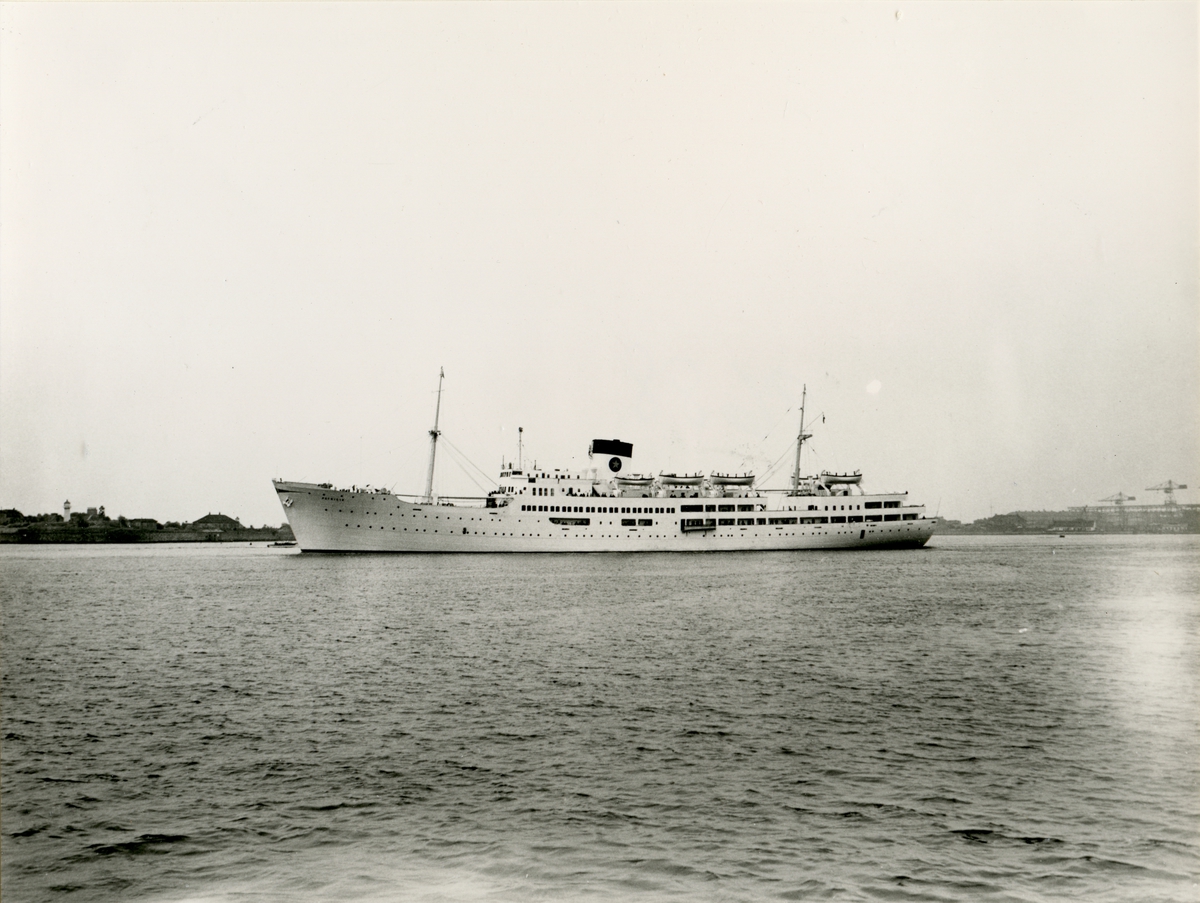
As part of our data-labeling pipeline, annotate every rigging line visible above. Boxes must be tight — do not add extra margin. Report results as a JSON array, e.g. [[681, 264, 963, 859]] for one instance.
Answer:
[[761, 405, 794, 442], [772, 438, 797, 469], [438, 440, 488, 491], [438, 442, 493, 495], [757, 441, 798, 488], [439, 435, 498, 488], [804, 442, 824, 475], [748, 402, 813, 468], [760, 460, 788, 488], [440, 434, 497, 487]]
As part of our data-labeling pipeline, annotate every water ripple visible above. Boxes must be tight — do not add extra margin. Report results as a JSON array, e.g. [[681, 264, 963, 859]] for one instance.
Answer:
[[2, 536, 1198, 902]]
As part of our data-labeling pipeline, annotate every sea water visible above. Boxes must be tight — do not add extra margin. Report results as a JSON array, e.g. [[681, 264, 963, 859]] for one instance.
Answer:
[[2, 536, 1197, 903]]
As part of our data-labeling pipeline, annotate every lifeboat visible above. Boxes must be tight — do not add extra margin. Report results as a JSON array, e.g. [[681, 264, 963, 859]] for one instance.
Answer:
[[819, 471, 862, 485], [659, 473, 705, 486], [615, 474, 656, 497], [710, 473, 755, 486], [614, 474, 655, 487]]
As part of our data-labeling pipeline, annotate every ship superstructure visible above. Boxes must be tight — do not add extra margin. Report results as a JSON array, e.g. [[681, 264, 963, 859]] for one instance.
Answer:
[[273, 376, 937, 553]]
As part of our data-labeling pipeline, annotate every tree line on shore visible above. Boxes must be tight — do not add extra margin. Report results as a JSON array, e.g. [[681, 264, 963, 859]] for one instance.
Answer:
[[0, 508, 294, 543]]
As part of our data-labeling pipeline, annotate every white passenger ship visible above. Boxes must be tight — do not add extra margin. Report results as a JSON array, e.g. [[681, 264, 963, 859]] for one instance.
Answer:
[[273, 373, 936, 553]]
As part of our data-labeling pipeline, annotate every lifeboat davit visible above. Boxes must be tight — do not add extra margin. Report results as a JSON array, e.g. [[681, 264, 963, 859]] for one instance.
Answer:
[[710, 473, 755, 486], [659, 473, 705, 486]]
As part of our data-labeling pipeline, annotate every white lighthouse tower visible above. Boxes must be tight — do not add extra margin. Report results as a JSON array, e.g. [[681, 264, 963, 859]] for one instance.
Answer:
[[64, 500, 71, 521]]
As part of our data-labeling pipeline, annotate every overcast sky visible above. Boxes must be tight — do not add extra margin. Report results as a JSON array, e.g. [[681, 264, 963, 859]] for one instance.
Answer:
[[2, 2, 1196, 526]]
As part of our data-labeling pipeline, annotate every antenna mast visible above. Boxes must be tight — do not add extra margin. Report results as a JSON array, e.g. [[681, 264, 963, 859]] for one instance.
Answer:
[[518, 427, 523, 471], [422, 368, 444, 504], [791, 385, 811, 495]]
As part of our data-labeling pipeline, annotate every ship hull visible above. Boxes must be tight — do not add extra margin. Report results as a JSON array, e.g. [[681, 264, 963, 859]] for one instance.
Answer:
[[274, 481, 937, 553]]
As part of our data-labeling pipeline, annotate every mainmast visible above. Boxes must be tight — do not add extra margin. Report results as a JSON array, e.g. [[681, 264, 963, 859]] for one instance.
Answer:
[[422, 368, 444, 504], [518, 426, 523, 471], [791, 385, 811, 495]]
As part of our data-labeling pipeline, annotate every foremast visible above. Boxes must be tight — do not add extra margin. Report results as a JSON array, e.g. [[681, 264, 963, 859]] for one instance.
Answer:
[[790, 384, 812, 495], [422, 368, 444, 504]]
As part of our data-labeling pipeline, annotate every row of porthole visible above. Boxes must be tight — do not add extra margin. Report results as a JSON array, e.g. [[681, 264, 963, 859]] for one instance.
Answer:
[[341, 521, 920, 530], [344, 524, 919, 535], [336, 525, 922, 540], [324, 504, 921, 525], [330, 505, 922, 521], [352, 523, 911, 536], [335, 510, 444, 518], [348, 526, 441, 531], [331, 510, 493, 521]]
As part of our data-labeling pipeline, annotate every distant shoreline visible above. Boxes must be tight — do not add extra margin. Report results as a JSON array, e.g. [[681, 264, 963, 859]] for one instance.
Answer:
[[0, 526, 294, 544], [937, 509, 1199, 535]]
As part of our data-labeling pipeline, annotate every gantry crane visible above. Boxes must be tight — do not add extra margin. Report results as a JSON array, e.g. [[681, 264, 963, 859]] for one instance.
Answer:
[[1146, 480, 1187, 506], [1100, 491, 1136, 529]]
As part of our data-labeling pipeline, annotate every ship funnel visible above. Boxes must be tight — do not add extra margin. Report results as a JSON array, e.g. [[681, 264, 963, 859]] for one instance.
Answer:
[[588, 439, 633, 474]]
